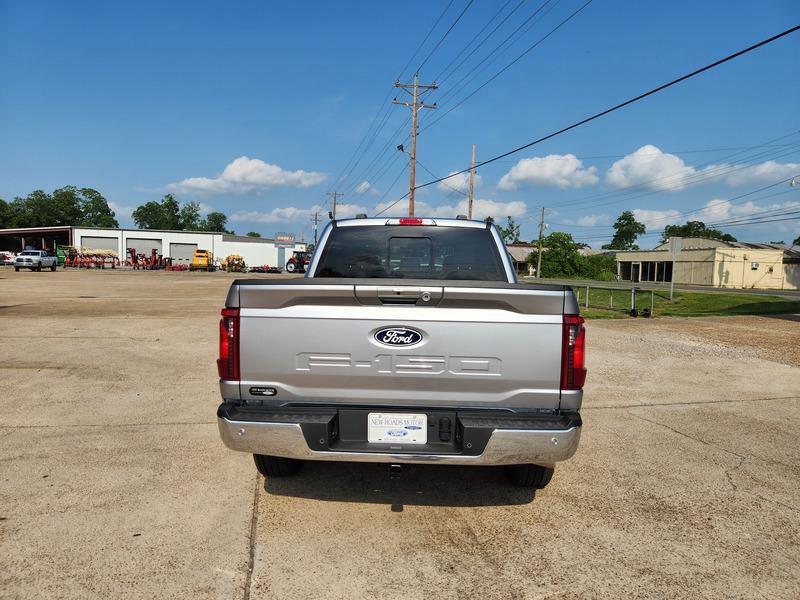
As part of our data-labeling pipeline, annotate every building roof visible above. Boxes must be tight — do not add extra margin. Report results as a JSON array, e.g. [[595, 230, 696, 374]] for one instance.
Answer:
[[506, 243, 536, 262], [650, 237, 800, 259], [616, 237, 800, 260], [0, 226, 72, 235]]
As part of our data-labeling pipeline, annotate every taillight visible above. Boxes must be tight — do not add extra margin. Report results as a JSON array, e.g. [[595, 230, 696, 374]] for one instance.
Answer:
[[561, 314, 586, 390], [398, 218, 424, 225], [217, 308, 240, 380]]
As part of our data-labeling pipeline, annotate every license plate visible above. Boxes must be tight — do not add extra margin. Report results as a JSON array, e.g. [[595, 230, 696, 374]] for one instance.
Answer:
[[367, 413, 427, 445]]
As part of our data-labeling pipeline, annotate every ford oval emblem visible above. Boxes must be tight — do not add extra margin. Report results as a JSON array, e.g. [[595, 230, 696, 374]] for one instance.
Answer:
[[374, 326, 423, 347], [387, 429, 408, 437]]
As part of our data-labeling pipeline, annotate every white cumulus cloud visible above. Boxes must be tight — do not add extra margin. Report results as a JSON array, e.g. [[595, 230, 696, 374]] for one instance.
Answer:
[[631, 208, 681, 229], [498, 154, 598, 190], [436, 171, 483, 194], [606, 145, 799, 191], [719, 160, 800, 187], [576, 214, 610, 227], [168, 156, 327, 195], [373, 198, 527, 221], [606, 145, 695, 191], [229, 202, 369, 224]]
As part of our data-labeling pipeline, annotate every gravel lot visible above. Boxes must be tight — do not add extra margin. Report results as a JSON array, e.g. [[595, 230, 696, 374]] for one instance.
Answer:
[[1, 269, 798, 599]]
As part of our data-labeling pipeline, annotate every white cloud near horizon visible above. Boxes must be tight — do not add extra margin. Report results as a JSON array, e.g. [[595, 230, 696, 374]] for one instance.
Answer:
[[168, 156, 327, 195], [354, 180, 381, 196], [373, 197, 527, 221], [436, 171, 483, 194], [230, 202, 369, 224], [498, 154, 598, 190], [633, 198, 800, 234], [108, 201, 135, 219], [719, 160, 800, 187], [606, 145, 800, 191]]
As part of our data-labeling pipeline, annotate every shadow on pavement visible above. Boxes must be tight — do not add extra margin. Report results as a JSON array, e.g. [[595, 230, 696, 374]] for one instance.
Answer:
[[263, 461, 535, 509]]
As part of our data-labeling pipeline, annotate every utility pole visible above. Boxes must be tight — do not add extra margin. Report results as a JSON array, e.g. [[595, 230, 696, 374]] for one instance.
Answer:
[[310, 211, 320, 246], [536, 206, 546, 279], [326, 191, 342, 220], [468, 144, 476, 219], [393, 73, 437, 216]]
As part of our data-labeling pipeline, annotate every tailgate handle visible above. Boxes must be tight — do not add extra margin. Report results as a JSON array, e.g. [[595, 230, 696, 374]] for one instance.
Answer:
[[378, 297, 420, 305], [355, 286, 443, 306]]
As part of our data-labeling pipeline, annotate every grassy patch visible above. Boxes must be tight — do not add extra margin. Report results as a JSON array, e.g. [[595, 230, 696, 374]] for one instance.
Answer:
[[566, 287, 800, 319]]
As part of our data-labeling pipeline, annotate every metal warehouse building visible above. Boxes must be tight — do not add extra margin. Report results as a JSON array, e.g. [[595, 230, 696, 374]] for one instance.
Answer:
[[616, 238, 800, 290], [0, 226, 306, 268]]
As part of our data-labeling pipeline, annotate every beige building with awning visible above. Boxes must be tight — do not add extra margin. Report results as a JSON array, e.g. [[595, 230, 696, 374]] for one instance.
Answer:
[[615, 238, 800, 290]]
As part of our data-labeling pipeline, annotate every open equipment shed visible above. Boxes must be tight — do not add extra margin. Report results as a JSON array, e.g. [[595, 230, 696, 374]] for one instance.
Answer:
[[0, 226, 72, 252]]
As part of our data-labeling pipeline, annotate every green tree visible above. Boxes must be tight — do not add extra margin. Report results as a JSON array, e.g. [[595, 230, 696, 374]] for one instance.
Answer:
[[583, 253, 617, 281], [0, 187, 117, 228], [602, 210, 645, 250], [76, 187, 118, 227], [498, 216, 521, 243], [178, 201, 202, 230], [793, 234, 800, 246], [0, 198, 9, 228], [132, 194, 181, 229], [246, 231, 262, 237], [530, 231, 587, 278], [132, 201, 166, 229], [202, 211, 230, 232], [660, 220, 736, 244]]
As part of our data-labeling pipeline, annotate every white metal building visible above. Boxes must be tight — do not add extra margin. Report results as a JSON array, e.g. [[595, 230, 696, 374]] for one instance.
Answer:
[[0, 226, 306, 269]]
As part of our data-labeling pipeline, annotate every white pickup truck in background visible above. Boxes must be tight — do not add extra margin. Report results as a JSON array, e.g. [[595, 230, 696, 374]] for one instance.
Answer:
[[217, 217, 586, 489], [14, 249, 58, 272]]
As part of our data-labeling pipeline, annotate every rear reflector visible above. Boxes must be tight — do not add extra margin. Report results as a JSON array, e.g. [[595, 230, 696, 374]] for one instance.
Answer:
[[561, 314, 586, 390], [217, 308, 240, 380]]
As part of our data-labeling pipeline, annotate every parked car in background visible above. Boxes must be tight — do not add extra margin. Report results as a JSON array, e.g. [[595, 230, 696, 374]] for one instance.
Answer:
[[0, 251, 16, 265], [14, 250, 58, 272]]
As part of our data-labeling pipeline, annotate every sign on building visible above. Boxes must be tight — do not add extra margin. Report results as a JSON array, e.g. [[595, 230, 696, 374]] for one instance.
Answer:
[[273, 232, 295, 249]]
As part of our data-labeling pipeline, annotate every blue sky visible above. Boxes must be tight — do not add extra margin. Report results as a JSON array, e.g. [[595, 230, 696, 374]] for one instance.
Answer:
[[1, 0, 798, 246]]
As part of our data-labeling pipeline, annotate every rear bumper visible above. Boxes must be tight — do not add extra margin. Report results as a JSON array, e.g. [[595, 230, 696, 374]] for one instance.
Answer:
[[217, 404, 581, 467]]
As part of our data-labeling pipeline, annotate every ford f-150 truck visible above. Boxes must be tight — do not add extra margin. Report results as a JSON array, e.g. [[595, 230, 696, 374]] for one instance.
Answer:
[[217, 217, 585, 488]]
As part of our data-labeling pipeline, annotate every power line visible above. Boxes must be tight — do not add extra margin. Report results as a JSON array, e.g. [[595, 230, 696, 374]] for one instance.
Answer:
[[553, 145, 800, 215], [416, 0, 476, 74], [428, 0, 561, 110], [431, 0, 518, 82], [421, 0, 577, 132], [547, 131, 800, 210], [341, 0, 530, 200], [328, 1, 458, 201], [413, 24, 800, 192]]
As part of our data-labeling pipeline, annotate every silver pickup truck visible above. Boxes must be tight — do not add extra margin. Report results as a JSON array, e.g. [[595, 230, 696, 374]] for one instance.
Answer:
[[217, 217, 585, 488]]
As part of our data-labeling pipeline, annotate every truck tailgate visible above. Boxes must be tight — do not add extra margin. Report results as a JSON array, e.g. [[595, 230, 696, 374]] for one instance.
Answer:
[[232, 281, 567, 410]]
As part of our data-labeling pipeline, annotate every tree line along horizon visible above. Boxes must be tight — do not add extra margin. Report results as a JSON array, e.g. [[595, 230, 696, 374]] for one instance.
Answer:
[[1, 187, 796, 279]]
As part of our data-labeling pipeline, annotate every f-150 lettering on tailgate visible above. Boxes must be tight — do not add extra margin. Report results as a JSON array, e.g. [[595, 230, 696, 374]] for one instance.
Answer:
[[295, 353, 501, 376]]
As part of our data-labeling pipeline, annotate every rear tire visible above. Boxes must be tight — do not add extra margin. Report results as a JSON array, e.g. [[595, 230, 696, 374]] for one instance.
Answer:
[[14, 267, 19, 272], [253, 454, 302, 477], [50, 263, 57, 271], [506, 464, 554, 489], [37, 262, 42, 272]]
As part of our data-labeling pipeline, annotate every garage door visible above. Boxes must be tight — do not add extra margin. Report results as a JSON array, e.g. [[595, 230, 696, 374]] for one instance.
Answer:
[[79, 236, 119, 252], [126, 238, 163, 256], [170, 242, 197, 264]]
